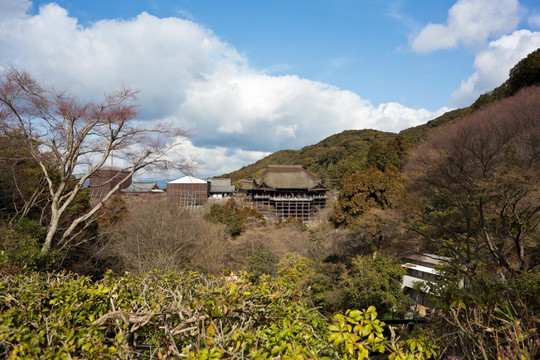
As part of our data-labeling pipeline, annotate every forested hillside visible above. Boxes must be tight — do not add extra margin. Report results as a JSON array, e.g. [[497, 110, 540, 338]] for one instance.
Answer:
[[222, 129, 395, 187], [224, 48, 540, 188]]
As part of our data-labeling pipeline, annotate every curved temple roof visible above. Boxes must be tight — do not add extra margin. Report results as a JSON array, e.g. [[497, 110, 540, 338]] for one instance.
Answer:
[[254, 165, 326, 190]]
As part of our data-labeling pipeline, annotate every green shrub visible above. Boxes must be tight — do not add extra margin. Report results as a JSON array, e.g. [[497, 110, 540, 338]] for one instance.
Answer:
[[0, 228, 60, 271], [0, 270, 439, 359], [342, 255, 408, 317], [247, 250, 279, 278]]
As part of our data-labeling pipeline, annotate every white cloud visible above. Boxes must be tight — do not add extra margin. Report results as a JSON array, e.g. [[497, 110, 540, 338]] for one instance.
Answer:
[[411, 0, 520, 53], [0, 0, 31, 21], [0, 0, 447, 176], [452, 30, 540, 106], [166, 140, 271, 178]]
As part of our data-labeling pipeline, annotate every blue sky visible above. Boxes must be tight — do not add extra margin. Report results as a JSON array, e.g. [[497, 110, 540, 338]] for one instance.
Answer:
[[2, 0, 540, 177]]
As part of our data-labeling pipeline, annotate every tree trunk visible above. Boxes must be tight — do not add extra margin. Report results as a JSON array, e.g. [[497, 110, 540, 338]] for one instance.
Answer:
[[42, 210, 60, 252]]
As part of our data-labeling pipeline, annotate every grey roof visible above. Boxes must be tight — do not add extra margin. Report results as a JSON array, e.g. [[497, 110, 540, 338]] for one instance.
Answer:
[[121, 182, 162, 193], [208, 178, 232, 187], [402, 253, 451, 266], [99, 166, 125, 171], [240, 180, 255, 190], [209, 185, 235, 193], [208, 178, 235, 193]]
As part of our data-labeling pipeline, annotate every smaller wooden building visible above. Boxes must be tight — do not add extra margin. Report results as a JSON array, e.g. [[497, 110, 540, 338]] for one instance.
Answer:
[[89, 166, 132, 198], [121, 182, 163, 196], [167, 176, 209, 206], [208, 178, 235, 198]]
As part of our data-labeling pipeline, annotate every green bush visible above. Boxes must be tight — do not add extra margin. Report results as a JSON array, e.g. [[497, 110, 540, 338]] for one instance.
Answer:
[[0, 269, 439, 359], [247, 250, 279, 278], [0, 228, 60, 272], [342, 255, 408, 317]]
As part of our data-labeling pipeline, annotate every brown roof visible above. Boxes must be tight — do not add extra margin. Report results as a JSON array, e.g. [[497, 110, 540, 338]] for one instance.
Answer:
[[254, 165, 325, 190], [240, 180, 255, 190]]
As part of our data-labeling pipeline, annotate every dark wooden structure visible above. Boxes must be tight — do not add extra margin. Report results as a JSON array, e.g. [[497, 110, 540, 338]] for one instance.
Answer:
[[89, 166, 132, 198], [243, 165, 328, 221]]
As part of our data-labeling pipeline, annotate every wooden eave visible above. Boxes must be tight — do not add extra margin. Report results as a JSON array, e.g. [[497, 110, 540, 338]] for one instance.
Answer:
[[309, 184, 328, 191], [255, 181, 273, 190]]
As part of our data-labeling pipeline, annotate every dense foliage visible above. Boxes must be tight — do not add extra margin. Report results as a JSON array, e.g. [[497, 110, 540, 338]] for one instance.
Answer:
[[332, 167, 405, 228], [204, 199, 265, 237], [341, 256, 408, 317], [0, 270, 437, 359]]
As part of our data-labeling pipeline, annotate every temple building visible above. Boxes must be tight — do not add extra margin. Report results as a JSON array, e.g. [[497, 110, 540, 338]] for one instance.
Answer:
[[208, 178, 235, 198], [243, 165, 328, 221]]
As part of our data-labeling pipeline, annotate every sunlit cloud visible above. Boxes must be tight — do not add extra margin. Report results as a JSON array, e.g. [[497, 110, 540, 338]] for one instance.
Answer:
[[410, 0, 520, 53], [0, 0, 449, 176]]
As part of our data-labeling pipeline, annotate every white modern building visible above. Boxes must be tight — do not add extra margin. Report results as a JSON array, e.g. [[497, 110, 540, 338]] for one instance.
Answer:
[[401, 253, 450, 310]]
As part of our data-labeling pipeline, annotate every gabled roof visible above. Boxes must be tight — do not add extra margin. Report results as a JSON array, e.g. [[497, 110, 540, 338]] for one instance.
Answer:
[[167, 176, 208, 184], [254, 165, 326, 190], [99, 166, 123, 171], [208, 178, 231, 187], [121, 182, 162, 193], [207, 178, 235, 193]]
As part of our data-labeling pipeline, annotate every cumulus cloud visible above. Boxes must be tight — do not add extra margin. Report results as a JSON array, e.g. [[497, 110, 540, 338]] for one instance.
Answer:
[[0, 0, 31, 21], [411, 0, 520, 53], [0, 0, 446, 177], [451, 30, 540, 106], [165, 140, 272, 178]]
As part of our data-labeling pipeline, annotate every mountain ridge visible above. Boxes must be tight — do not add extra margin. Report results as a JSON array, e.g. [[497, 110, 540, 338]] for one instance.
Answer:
[[221, 48, 540, 188]]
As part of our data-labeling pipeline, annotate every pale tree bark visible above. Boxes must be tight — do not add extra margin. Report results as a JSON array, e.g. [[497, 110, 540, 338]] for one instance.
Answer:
[[0, 66, 191, 252]]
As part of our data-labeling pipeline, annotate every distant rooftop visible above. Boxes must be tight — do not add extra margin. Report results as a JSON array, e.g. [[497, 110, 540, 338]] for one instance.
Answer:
[[208, 178, 235, 193], [121, 182, 162, 193], [167, 175, 208, 184]]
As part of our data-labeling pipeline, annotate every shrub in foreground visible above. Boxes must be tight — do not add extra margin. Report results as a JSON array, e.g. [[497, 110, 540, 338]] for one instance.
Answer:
[[0, 270, 437, 359]]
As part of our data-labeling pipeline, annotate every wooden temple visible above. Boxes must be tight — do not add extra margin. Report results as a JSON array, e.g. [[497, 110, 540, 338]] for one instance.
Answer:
[[241, 165, 328, 221]]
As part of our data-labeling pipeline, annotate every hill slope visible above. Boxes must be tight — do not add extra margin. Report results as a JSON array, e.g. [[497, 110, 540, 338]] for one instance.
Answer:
[[222, 129, 395, 187], [223, 48, 540, 188]]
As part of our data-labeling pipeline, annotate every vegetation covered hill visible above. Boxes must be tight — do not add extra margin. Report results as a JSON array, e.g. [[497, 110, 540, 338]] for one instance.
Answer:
[[224, 48, 540, 188], [222, 129, 395, 187]]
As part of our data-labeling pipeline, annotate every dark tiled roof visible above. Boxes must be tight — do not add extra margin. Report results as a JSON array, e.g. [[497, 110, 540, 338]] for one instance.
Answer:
[[121, 182, 162, 193], [207, 178, 235, 193], [209, 185, 236, 193], [208, 178, 231, 187], [254, 165, 326, 190]]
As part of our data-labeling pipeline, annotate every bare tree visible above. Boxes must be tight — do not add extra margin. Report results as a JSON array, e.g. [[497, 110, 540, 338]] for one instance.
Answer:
[[405, 85, 540, 274], [108, 200, 227, 274], [0, 67, 191, 252]]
